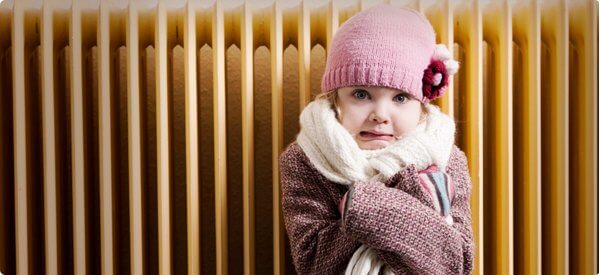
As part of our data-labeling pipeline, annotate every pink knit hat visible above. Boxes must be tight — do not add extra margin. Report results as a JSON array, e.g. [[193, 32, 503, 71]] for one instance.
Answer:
[[321, 4, 457, 103]]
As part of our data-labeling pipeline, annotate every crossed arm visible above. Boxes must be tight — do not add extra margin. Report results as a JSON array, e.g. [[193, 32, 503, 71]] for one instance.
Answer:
[[280, 144, 474, 275]]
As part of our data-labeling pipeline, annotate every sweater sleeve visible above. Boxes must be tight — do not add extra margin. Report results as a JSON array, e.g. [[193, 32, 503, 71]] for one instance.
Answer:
[[279, 144, 362, 275], [341, 146, 475, 274]]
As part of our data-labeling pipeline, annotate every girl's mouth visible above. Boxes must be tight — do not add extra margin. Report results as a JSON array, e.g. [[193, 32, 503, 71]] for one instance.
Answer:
[[358, 131, 394, 141]]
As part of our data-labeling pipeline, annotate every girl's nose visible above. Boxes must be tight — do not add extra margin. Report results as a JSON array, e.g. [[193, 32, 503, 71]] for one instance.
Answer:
[[369, 111, 389, 124]]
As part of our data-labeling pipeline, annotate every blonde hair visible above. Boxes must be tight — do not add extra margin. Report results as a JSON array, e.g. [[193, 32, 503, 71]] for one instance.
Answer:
[[315, 90, 341, 118]]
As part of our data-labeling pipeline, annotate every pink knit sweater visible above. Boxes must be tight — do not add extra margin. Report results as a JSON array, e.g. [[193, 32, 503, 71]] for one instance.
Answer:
[[280, 142, 475, 274]]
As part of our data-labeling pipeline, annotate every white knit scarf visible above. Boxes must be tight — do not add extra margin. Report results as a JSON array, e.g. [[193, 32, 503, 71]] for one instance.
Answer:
[[296, 99, 456, 275]]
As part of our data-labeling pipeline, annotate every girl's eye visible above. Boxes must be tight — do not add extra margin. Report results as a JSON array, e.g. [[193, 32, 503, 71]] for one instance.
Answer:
[[394, 94, 408, 103], [353, 89, 370, 100]]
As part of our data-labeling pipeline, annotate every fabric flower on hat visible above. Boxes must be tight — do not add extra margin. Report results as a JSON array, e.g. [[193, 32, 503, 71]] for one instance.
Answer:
[[422, 44, 459, 101]]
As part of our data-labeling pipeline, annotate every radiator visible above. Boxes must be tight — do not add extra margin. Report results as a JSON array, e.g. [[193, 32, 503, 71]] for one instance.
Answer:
[[0, 0, 597, 274]]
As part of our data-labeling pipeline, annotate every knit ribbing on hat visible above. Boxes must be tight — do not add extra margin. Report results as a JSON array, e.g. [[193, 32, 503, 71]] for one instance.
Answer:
[[321, 65, 423, 101], [320, 4, 436, 102]]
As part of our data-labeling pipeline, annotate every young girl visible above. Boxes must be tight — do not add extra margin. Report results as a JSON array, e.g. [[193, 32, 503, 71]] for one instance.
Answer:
[[280, 4, 474, 275]]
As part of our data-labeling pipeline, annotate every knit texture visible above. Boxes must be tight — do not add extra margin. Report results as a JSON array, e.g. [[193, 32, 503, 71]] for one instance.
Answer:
[[296, 99, 456, 185], [280, 143, 475, 274], [296, 98, 456, 274], [418, 165, 456, 225], [340, 165, 456, 274], [344, 245, 395, 275], [321, 4, 436, 102]]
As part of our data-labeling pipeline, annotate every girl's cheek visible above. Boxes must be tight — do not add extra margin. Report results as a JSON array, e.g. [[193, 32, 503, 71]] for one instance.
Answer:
[[393, 115, 420, 135], [340, 104, 370, 121]]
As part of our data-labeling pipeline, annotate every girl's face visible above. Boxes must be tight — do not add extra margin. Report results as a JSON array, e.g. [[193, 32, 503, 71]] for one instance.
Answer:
[[336, 86, 424, 150]]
